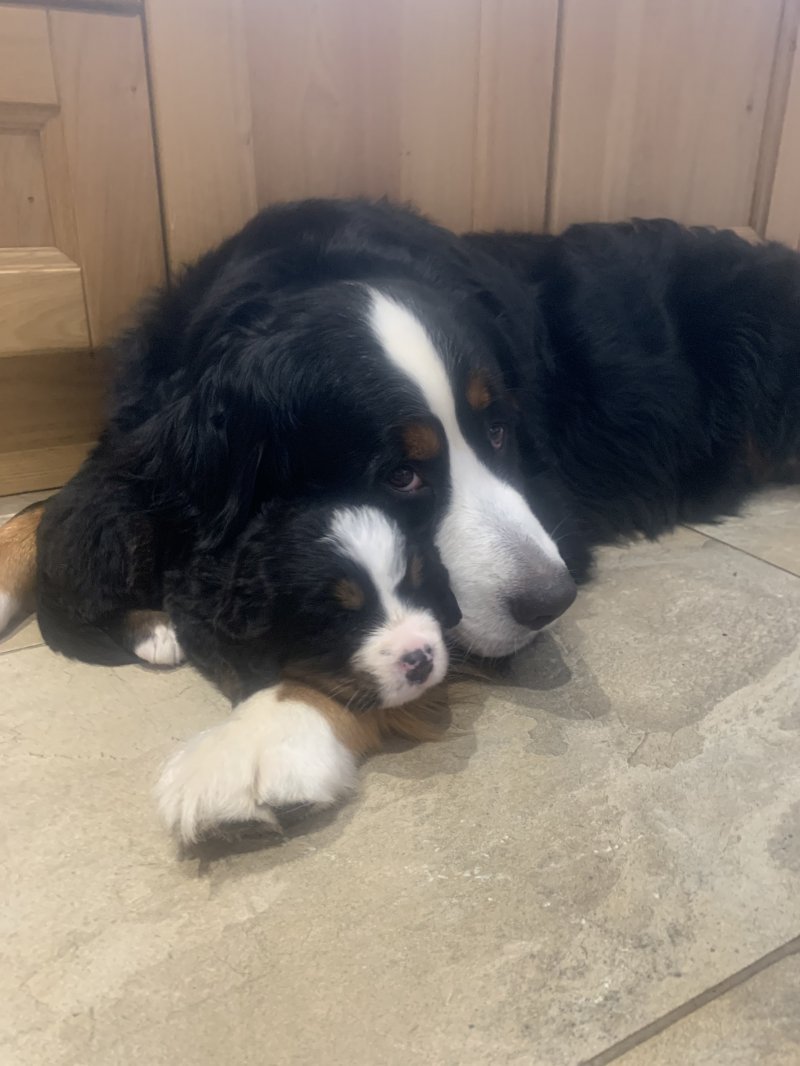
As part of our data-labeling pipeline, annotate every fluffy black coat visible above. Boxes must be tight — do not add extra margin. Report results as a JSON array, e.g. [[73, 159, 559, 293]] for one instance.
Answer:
[[36, 199, 800, 668]]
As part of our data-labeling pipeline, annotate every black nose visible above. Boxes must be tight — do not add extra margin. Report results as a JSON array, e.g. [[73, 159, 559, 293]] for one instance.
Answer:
[[508, 571, 577, 631], [400, 646, 434, 685]]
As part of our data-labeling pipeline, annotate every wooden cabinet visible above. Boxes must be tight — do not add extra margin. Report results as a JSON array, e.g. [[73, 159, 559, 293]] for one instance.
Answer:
[[0, 4, 163, 494]]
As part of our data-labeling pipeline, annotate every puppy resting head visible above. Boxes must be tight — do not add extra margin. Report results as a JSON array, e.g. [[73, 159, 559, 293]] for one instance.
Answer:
[[173, 503, 461, 709]]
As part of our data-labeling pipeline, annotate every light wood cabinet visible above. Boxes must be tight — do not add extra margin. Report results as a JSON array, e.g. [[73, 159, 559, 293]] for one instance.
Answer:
[[0, 4, 163, 495]]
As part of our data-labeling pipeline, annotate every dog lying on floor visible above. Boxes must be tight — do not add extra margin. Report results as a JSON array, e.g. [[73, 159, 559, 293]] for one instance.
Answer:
[[1, 199, 798, 843]]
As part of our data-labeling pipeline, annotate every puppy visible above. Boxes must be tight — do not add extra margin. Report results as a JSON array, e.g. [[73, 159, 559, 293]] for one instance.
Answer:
[[166, 501, 461, 706], [158, 503, 461, 843]]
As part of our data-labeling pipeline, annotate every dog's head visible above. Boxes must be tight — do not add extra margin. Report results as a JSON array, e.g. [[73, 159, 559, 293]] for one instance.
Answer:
[[188, 502, 459, 709], [140, 221, 575, 657]]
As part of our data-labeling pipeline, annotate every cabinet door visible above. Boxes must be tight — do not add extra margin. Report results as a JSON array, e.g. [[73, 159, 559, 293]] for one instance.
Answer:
[[0, 6, 164, 495]]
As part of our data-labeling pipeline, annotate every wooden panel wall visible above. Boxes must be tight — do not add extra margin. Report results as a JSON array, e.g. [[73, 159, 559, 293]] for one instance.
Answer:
[[243, 0, 558, 233], [145, 0, 800, 267], [549, 0, 784, 231], [144, 0, 257, 268], [766, 3, 800, 250]]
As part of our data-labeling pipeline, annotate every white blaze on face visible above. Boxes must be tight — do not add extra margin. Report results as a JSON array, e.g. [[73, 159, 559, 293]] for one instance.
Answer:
[[327, 507, 447, 706], [368, 289, 567, 657]]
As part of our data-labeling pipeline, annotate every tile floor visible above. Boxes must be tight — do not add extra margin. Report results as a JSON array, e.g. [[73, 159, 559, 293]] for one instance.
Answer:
[[1, 487, 799, 1066]]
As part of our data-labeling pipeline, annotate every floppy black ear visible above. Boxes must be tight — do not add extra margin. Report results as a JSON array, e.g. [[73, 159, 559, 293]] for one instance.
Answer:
[[172, 513, 278, 645], [110, 255, 287, 551], [164, 524, 280, 702]]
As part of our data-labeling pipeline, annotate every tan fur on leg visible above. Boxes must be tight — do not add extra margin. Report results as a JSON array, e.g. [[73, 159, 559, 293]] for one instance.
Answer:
[[0, 500, 46, 635], [276, 681, 450, 756]]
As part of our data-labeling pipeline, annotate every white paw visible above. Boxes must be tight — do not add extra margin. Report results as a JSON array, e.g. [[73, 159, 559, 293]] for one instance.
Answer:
[[0, 591, 18, 634], [156, 685, 357, 844], [134, 622, 185, 666]]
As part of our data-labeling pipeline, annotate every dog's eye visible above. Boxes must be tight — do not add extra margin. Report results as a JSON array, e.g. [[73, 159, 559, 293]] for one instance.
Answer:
[[488, 422, 506, 450], [387, 465, 424, 492]]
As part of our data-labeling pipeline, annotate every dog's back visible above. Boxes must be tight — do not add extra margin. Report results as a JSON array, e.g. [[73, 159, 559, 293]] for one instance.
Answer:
[[471, 220, 800, 539]]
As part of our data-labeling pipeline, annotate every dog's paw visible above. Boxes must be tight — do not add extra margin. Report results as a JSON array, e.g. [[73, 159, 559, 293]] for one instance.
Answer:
[[156, 685, 357, 844], [131, 617, 186, 667]]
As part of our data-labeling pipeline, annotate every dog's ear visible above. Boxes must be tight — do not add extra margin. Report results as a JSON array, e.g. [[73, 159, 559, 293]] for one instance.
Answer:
[[204, 515, 279, 643], [128, 347, 271, 551], [113, 259, 285, 551]]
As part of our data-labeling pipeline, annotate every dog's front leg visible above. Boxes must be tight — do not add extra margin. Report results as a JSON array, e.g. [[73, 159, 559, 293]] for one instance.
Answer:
[[156, 682, 382, 845]]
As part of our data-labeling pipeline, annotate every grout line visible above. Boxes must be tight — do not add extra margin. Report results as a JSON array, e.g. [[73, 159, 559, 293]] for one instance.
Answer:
[[683, 523, 800, 580], [0, 640, 45, 658], [580, 934, 800, 1066]]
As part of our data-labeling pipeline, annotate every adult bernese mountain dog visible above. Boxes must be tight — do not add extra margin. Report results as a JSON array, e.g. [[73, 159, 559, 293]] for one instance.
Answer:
[[0, 198, 798, 842]]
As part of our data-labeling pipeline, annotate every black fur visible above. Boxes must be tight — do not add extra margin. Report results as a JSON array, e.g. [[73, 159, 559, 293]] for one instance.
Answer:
[[36, 199, 800, 672]]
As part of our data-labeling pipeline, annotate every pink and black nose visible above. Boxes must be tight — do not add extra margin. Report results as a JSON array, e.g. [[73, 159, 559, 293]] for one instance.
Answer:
[[508, 569, 577, 632], [400, 645, 434, 685]]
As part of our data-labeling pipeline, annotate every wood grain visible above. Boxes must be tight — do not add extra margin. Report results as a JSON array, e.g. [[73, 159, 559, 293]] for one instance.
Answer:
[[0, 442, 94, 496], [145, 0, 257, 270], [245, 0, 482, 231], [549, 0, 785, 232], [397, 0, 481, 230], [766, 9, 800, 249], [750, 0, 800, 236], [0, 6, 57, 110], [0, 131, 53, 247], [0, 347, 106, 494], [0, 247, 88, 356], [49, 9, 165, 346], [472, 0, 558, 231], [246, 0, 406, 207], [0, 344, 106, 443]]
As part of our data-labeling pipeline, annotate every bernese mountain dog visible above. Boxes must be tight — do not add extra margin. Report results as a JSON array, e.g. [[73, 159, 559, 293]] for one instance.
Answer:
[[0, 198, 798, 842]]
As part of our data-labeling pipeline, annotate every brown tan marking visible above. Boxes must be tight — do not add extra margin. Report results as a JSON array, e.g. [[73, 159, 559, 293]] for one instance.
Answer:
[[466, 369, 492, 411], [401, 421, 442, 461], [276, 681, 449, 756], [333, 577, 366, 611], [0, 500, 46, 632], [408, 553, 424, 589]]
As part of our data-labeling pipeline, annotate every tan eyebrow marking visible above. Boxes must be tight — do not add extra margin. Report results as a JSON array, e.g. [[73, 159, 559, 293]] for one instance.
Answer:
[[408, 553, 424, 588], [333, 578, 366, 610], [402, 421, 442, 461], [466, 370, 492, 411]]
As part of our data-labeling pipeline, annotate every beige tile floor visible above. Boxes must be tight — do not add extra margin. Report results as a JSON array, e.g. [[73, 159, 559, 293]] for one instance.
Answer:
[[1, 487, 799, 1066]]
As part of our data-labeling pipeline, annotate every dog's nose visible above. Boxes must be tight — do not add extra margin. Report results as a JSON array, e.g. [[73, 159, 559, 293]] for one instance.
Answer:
[[400, 645, 434, 685], [508, 571, 577, 631]]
